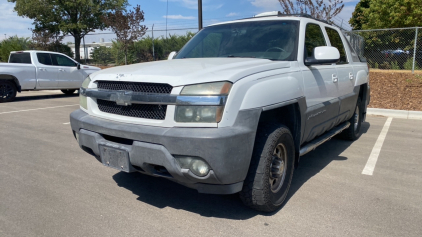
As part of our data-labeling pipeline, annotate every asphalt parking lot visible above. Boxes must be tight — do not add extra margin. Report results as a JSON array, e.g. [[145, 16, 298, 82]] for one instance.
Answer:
[[1, 91, 421, 237]]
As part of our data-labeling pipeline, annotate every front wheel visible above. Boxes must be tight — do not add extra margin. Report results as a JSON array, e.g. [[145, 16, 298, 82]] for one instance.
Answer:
[[61, 89, 76, 95], [0, 80, 17, 103], [240, 124, 295, 212]]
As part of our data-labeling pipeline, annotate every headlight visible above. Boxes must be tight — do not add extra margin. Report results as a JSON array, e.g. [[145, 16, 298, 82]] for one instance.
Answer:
[[175, 82, 232, 123], [181, 81, 232, 95], [80, 77, 91, 110]]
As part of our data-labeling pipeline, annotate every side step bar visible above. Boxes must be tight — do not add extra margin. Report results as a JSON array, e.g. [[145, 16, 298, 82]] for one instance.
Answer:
[[299, 122, 351, 156]]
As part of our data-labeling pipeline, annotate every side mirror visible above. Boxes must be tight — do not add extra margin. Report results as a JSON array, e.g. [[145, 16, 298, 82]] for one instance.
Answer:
[[305, 46, 340, 66], [168, 51, 177, 60], [77, 63, 81, 70]]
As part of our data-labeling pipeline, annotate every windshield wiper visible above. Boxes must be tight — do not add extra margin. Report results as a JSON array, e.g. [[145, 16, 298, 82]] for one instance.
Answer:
[[226, 55, 256, 58]]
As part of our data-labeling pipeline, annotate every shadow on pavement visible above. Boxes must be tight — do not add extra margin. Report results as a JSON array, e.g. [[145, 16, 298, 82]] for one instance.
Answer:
[[14, 92, 78, 102], [283, 121, 371, 207], [112, 122, 371, 219]]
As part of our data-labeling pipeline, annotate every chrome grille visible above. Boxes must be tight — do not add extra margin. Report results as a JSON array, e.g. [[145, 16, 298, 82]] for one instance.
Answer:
[[96, 81, 172, 120], [97, 100, 167, 120], [97, 81, 172, 94]]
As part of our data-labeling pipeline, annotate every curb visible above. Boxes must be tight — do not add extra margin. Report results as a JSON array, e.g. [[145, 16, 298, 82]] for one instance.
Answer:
[[367, 108, 422, 120]]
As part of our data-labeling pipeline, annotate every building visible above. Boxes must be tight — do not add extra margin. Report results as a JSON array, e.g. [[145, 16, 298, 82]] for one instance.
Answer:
[[68, 38, 113, 60]]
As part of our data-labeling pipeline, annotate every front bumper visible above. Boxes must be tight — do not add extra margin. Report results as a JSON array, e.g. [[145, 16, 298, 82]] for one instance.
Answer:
[[70, 109, 260, 194]]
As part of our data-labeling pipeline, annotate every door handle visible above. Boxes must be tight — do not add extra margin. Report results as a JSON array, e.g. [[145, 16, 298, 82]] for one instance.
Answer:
[[349, 73, 354, 80], [332, 74, 338, 83], [59, 69, 64, 71], [38, 68, 45, 71]]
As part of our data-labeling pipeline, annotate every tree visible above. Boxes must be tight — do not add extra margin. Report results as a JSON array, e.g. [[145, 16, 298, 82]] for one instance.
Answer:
[[357, 0, 422, 29], [8, 0, 127, 61], [278, 0, 344, 21], [0, 36, 31, 62], [102, 5, 147, 65], [31, 29, 62, 50], [349, 0, 370, 30]]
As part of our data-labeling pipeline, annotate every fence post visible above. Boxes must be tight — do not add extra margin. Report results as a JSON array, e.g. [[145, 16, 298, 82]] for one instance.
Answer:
[[412, 27, 418, 73]]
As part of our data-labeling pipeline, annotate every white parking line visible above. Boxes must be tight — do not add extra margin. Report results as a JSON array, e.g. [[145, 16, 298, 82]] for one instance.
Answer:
[[362, 117, 393, 175], [0, 104, 79, 115], [63, 122, 70, 125]]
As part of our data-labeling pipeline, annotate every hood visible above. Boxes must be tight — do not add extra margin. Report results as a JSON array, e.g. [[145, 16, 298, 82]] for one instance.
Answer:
[[89, 58, 291, 86]]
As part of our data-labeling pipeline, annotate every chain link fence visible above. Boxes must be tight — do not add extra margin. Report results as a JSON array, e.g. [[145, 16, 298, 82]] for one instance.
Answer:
[[345, 27, 421, 72]]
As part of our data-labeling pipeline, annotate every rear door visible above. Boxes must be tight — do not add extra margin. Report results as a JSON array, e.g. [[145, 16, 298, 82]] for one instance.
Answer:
[[301, 23, 340, 143], [50, 54, 82, 88], [35, 53, 59, 88]]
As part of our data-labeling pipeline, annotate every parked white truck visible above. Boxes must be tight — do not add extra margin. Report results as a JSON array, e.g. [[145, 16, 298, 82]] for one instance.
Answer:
[[70, 12, 370, 212], [0, 50, 100, 102]]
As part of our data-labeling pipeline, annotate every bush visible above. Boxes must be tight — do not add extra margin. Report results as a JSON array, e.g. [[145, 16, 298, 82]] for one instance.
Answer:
[[91, 46, 113, 65], [403, 58, 421, 70], [391, 61, 400, 70]]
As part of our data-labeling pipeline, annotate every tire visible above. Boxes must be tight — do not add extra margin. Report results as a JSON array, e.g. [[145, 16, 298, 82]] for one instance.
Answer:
[[61, 89, 76, 95], [341, 97, 363, 141], [0, 80, 17, 103], [240, 124, 295, 212]]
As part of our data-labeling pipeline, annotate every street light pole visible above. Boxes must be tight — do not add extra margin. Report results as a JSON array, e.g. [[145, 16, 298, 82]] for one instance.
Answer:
[[198, 0, 203, 31]]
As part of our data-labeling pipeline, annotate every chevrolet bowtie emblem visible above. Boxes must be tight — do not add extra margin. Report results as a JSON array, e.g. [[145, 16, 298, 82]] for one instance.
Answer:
[[111, 91, 133, 106]]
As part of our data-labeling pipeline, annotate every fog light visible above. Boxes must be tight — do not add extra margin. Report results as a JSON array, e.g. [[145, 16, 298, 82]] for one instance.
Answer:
[[175, 156, 210, 177], [190, 160, 210, 177]]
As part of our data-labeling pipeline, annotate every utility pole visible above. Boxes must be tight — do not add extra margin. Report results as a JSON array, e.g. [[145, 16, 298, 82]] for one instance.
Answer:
[[198, 0, 203, 31], [152, 24, 155, 61], [166, 0, 169, 39]]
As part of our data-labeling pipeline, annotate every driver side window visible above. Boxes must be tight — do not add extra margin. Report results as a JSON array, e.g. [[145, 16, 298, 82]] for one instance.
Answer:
[[305, 24, 326, 58], [51, 54, 77, 67]]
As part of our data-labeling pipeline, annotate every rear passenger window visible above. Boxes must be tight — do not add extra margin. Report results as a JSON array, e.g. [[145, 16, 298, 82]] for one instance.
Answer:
[[325, 27, 348, 64], [37, 53, 53, 65], [305, 24, 326, 58], [9, 53, 31, 64]]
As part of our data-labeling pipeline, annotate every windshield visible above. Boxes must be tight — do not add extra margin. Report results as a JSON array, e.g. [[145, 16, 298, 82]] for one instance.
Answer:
[[175, 20, 299, 61]]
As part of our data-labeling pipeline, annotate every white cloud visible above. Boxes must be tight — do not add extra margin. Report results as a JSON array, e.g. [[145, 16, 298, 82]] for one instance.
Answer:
[[163, 15, 196, 20], [226, 12, 239, 17]]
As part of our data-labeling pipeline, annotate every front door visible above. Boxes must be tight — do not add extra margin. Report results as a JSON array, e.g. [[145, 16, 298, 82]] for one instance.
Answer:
[[50, 54, 82, 88], [36, 53, 59, 88], [301, 23, 340, 143], [325, 26, 358, 123]]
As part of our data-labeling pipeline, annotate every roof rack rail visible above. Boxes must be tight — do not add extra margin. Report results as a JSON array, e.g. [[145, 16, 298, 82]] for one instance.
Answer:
[[252, 11, 332, 25]]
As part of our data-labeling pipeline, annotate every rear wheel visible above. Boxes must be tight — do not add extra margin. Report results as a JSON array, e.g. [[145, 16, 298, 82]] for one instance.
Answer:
[[341, 97, 363, 141], [240, 124, 295, 212], [0, 80, 17, 103], [61, 89, 76, 95]]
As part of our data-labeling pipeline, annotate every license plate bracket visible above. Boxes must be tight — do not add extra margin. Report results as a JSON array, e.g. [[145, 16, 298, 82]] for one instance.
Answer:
[[99, 145, 130, 172]]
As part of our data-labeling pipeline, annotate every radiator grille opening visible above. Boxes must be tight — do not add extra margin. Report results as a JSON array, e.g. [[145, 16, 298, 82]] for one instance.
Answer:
[[97, 81, 173, 94], [97, 100, 167, 120]]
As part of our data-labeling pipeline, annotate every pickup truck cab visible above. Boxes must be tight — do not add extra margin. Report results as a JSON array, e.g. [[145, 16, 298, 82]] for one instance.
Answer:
[[0, 50, 100, 102], [70, 12, 370, 212]]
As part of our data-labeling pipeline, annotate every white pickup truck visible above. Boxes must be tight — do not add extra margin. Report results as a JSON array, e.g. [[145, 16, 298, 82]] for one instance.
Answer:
[[0, 50, 100, 102], [70, 12, 370, 212]]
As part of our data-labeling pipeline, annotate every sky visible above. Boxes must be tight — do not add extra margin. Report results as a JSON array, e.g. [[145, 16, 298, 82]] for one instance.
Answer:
[[0, 0, 360, 43]]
